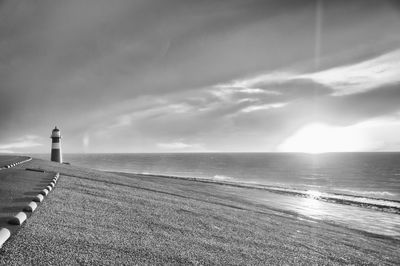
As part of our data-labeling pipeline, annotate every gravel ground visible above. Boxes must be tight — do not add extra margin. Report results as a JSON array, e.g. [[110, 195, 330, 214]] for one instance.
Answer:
[[0, 158, 399, 265]]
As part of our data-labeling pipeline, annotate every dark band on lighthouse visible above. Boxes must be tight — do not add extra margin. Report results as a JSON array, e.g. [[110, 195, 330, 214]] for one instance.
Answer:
[[51, 126, 62, 163]]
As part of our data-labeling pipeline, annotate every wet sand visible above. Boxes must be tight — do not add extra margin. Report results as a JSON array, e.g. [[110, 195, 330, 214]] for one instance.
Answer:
[[0, 157, 399, 265]]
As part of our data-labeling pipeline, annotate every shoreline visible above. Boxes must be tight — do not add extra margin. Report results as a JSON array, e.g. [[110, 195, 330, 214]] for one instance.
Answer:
[[108, 171, 400, 214], [111, 170, 400, 240]]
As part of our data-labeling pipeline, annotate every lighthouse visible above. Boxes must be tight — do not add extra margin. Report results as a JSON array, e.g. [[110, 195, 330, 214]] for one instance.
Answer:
[[50, 126, 62, 163]]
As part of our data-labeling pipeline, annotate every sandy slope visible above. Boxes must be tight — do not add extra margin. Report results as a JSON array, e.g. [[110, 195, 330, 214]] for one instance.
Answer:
[[0, 158, 399, 265]]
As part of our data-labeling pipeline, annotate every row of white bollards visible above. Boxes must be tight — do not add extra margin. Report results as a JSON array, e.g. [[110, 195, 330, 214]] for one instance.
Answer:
[[0, 157, 32, 170], [0, 172, 60, 248]]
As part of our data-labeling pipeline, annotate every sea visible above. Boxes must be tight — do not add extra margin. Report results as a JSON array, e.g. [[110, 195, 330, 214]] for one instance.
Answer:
[[35, 152, 400, 239]]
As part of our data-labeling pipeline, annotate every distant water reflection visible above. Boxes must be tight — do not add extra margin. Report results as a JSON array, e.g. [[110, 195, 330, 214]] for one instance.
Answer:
[[224, 186, 400, 239]]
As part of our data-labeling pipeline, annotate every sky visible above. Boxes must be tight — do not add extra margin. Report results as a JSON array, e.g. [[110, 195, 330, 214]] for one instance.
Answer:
[[1, 0, 400, 153]]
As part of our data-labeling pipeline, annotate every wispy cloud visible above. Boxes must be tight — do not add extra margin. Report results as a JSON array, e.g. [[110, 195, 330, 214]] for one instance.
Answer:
[[214, 49, 400, 97], [108, 115, 133, 129], [212, 73, 288, 100], [157, 142, 202, 150], [166, 103, 193, 114], [215, 72, 295, 89], [0, 135, 42, 150], [0, 150, 14, 154], [299, 49, 400, 96], [241, 102, 287, 113]]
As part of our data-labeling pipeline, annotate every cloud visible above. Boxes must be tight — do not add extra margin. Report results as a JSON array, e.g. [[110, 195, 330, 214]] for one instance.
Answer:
[[236, 88, 267, 94], [157, 142, 202, 150], [214, 49, 400, 98], [108, 115, 133, 129], [0, 150, 14, 154], [0, 135, 42, 150], [241, 102, 287, 113], [312, 82, 400, 125], [215, 72, 295, 91], [299, 49, 400, 96]]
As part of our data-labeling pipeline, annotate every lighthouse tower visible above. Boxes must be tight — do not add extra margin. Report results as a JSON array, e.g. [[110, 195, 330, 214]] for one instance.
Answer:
[[50, 126, 62, 163]]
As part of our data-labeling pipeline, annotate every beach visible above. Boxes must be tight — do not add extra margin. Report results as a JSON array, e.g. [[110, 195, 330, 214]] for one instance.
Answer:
[[0, 156, 399, 265]]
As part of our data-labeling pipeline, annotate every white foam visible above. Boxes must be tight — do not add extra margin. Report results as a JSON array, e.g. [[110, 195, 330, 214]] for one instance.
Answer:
[[213, 175, 233, 181], [141, 172, 151, 175], [335, 188, 396, 197]]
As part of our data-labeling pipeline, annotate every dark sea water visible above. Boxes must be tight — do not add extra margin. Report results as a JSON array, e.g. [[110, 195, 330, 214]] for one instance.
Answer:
[[34, 152, 400, 238]]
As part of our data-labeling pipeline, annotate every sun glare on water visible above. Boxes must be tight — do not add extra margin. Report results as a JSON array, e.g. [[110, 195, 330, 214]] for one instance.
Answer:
[[278, 123, 367, 154], [306, 190, 322, 199], [299, 190, 324, 218]]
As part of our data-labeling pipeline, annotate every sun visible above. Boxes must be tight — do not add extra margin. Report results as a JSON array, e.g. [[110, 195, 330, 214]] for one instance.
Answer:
[[278, 123, 366, 153]]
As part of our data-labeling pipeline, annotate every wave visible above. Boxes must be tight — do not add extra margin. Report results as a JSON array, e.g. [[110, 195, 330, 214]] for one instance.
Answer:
[[213, 175, 234, 181], [140, 172, 152, 175], [133, 172, 400, 215], [334, 188, 396, 197]]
